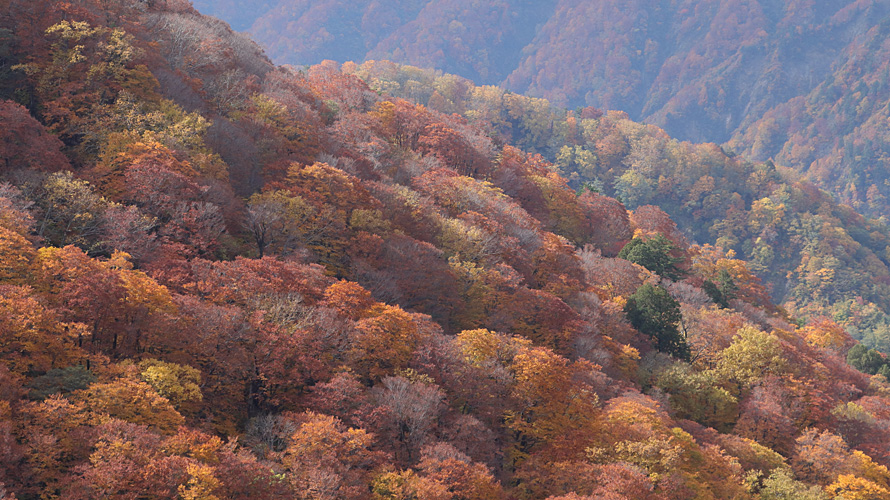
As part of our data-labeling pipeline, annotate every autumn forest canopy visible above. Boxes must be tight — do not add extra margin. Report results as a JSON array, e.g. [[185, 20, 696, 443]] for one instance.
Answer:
[[195, 0, 890, 220], [3, 0, 890, 499]]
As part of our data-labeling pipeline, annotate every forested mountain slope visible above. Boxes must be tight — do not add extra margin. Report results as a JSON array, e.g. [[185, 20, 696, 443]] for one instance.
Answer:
[[349, 60, 890, 354], [194, 0, 890, 218], [3, 1, 890, 499]]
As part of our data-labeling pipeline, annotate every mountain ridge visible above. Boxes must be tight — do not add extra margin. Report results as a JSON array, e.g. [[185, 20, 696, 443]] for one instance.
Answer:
[[193, 0, 890, 217]]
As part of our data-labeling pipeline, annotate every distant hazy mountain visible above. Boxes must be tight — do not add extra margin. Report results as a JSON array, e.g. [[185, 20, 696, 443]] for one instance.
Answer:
[[188, 0, 277, 31], [241, 0, 558, 86]]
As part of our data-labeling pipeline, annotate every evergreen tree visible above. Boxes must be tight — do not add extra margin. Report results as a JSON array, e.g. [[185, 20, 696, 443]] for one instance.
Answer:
[[703, 269, 738, 308], [618, 234, 685, 280], [624, 283, 689, 360]]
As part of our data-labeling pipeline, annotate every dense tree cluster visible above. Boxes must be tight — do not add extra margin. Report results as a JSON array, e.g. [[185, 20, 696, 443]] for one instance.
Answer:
[[348, 60, 890, 354], [199, 1, 890, 220], [1, 1, 890, 499]]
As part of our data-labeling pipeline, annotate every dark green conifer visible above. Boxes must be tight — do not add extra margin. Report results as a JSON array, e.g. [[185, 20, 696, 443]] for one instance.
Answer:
[[625, 283, 689, 360]]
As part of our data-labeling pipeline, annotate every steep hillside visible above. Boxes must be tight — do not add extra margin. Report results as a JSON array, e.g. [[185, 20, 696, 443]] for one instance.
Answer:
[[200, 0, 890, 217], [3, 1, 890, 499], [350, 60, 890, 353]]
